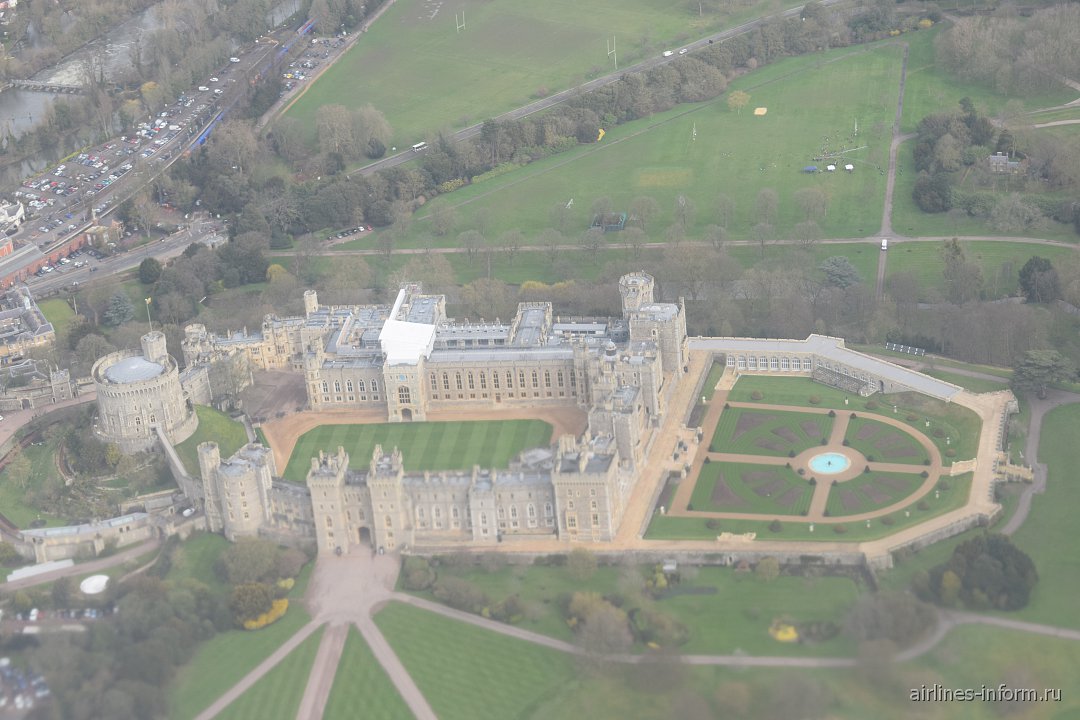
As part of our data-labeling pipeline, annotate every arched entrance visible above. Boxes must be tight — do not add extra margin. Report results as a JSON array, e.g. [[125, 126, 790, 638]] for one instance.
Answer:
[[401, 408, 413, 422], [20, 399, 30, 410], [357, 527, 371, 546]]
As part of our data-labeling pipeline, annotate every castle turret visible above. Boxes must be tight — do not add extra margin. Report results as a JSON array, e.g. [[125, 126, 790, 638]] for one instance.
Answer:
[[366, 445, 410, 551], [141, 330, 168, 366], [303, 289, 319, 316], [307, 447, 349, 555], [619, 272, 655, 315]]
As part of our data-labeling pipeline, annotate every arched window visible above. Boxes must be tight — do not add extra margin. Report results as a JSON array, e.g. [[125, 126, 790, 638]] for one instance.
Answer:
[[371, 379, 379, 392], [467, 372, 475, 390], [510, 506, 518, 519], [527, 503, 536, 518], [442, 373, 450, 390], [506, 371, 514, 388], [519, 370, 526, 388], [531, 370, 539, 388], [334, 381, 341, 393], [358, 379, 366, 392], [479, 372, 487, 389], [384, 515, 393, 528], [416, 507, 425, 522], [544, 370, 551, 388], [569, 370, 577, 389], [398, 385, 411, 405], [347, 380, 354, 392], [493, 372, 500, 389], [451, 506, 460, 519], [545, 502, 553, 516], [557, 370, 564, 387], [430, 374, 438, 391], [321, 381, 329, 393], [480, 512, 488, 525], [455, 372, 463, 390]]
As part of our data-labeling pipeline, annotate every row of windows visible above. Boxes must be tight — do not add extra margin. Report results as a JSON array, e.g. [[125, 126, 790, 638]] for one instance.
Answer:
[[430, 369, 575, 393], [322, 395, 380, 403], [322, 379, 379, 394], [727, 355, 813, 372]]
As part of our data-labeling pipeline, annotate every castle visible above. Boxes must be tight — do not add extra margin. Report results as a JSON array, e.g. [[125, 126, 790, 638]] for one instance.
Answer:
[[187, 272, 687, 552]]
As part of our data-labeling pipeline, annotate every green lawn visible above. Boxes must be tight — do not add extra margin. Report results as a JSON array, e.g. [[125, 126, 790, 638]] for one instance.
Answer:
[[727, 376, 981, 460], [174, 406, 250, 476], [282, 419, 552, 481], [168, 563, 314, 720], [284, 0, 803, 148], [1006, 402, 1080, 629], [388, 42, 902, 247], [164, 532, 231, 595], [652, 473, 970, 541], [323, 627, 417, 720], [689, 461, 814, 515], [710, 407, 833, 456], [844, 416, 929, 464], [37, 298, 76, 338], [375, 601, 578, 720], [922, 368, 1008, 394], [0, 438, 66, 528], [216, 626, 324, 720], [824, 471, 926, 517], [883, 238, 1079, 301]]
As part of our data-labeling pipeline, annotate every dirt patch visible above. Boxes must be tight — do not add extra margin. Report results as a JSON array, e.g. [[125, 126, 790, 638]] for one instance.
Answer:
[[772, 427, 798, 444], [755, 439, 788, 453], [839, 489, 861, 511], [856, 424, 878, 441], [754, 479, 786, 497], [862, 483, 891, 504], [733, 412, 772, 440], [710, 473, 745, 507], [242, 371, 308, 423], [799, 420, 822, 437], [774, 487, 803, 508]]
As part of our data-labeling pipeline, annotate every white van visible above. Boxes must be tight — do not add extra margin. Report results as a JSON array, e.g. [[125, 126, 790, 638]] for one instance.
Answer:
[[662, 50, 674, 57], [411, 141, 428, 152], [881, 238, 889, 251]]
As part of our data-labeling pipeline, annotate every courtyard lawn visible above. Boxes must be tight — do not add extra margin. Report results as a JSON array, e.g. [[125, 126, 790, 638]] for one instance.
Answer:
[[710, 407, 833, 457], [651, 473, 970, 541], [324, 627, 413, 720], [216, 626, 324, 720], [1006, 402, 1080, 629], [824, 471, 927, 517], [282, 419, 552, 482], [399, 42, 902, 246], [284, 0, 803, 148], [689, 461, 813, 515], [164, 532, 231, 596], [375, 601, 578, 720], [0, 438, 66, 528], [168, 563, 313, 720], [174, 406, 250, 477], [883, 238, 1079, 302], [37, 298, 76, 338], [727, 376, 981, 460], [843, 416, 930, 464]]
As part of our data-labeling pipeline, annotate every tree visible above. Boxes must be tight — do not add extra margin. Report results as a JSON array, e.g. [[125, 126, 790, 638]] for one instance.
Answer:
[[727, 90, 750, 114], [755, 556, 780, 582], [139, 257, 163, 285], [941, 239, 983, 305], [218, 538, 280, 585], [629, 196, 660, 233], [925, 534, 1038, 611], [229, 583, 274, 623], [1017, 256, 1060, 304], [104, 293, 136, 326], [430, 205, 458, 237], [714, 192, 735, 229], [755, 187, 778, 225], [566, 547, 598, 582], [819, 256, 861, 288], [1012, 349, 1075, 399], [845, 591, 936, 646]]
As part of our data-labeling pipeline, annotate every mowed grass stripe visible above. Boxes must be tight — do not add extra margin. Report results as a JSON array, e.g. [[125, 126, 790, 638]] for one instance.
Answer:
[[216, 626, 324, 720], [375, 602, 577, 720], [283, 421, 553, 481], [323, 627, 413, 720]]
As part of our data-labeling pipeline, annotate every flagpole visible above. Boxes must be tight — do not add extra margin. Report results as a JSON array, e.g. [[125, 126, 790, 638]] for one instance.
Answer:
[[145, 297, 153, 332]]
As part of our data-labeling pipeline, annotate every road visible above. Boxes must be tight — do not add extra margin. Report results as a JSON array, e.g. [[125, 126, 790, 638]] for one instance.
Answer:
[[0, 538, 159, 592]]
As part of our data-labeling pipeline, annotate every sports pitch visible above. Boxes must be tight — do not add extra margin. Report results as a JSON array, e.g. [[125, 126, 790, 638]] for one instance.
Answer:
[[284, 0, 799, 145], [281, 419, 553, 481], [407, 43, 903, 243]]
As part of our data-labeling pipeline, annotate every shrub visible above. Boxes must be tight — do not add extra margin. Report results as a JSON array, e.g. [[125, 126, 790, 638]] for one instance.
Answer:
[[938, 480, 950, 491], [867, 455, 875, 462], [785, 462, 792, 468], [724, 402, 730, 409], [945, 449, 957, 458], [921, 470, 930, 478], [703, 456, 711, 464], [932, 428, 946, 438], [230, 583, 274, 624], [797, 468, 805, 475], [864, 465, 871, 474], [923, 458, 931, 465], [906, 413, 918, 422], [809, 395, 821, 405], [706, 519, 720, 530], [788, 450, 796, 458], [433, 577, 488, 613], [881, 515, 896, 526], [828, 410, 836, 417], [833, 524, 847, 534], [917, 500, 930, 511], [243, 599, 289, 630], [865, 401, 879, 410], [808, 477, 816, 485], [769, 519, 783, 533], [750, 391, 764, 401], [437, 178, 467, 194], [842, 439, 850, 446], [403, 557, 437, 591], [820, 438, 828, 445], [850, 412, 857, 419]]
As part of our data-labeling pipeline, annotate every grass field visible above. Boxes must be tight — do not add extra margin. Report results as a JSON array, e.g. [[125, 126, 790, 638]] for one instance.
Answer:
[[394, 42, 902, 245], [824, 471, 926, 517], [324, 627, 413, 720], [0, 438, 65, 528], [710, 407, 832, 456], [883, 239, 1079, 301], [843, 416, 929, 464], [216, 626, 324, 720], [37, 298, 76, 338], [282, 419, 552, 481], [1006, 402, 1080, 629], [168, 563, 313, 720], [922, 368, 1008, 394], [284, 0, 800, 147], [689, 461, 813, 515], [652, 473, 970, 541], [164, 531, 231, 595], [376, 601, 578, 720], [174, 406, 250, 477], [727, 376, 981, 460]]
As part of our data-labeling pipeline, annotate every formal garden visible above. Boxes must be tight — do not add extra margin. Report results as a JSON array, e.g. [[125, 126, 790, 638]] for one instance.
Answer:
[[688, 461, 814, 515], [824, 472, 932, 517], [710, 407, 833, 456], [843, 416, 930, 464]]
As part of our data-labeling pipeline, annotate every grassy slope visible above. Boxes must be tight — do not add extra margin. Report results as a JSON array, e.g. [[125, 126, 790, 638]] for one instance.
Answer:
[[0, 438, 66, 528], [164, 531, 231, 595], [323, 626, 413, 720], [922, 368, 1008, 394], [282, 419, 552, 481], [216, 626, 325, 720], [174, 406, 250, 476], [37, 298, 76, 338]]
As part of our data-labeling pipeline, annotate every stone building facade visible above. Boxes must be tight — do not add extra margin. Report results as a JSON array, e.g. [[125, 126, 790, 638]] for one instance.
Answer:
[[92, 331, 199, 453]]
